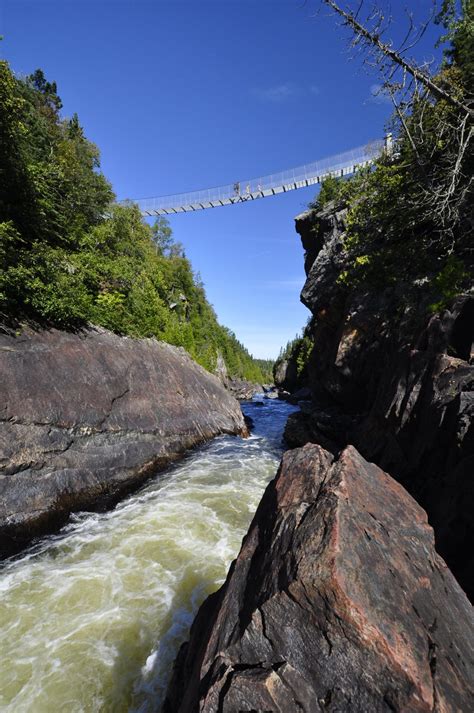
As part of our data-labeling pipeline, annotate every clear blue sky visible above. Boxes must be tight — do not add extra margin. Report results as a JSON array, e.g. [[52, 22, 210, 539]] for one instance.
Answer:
[[1, 0, 442, 358]]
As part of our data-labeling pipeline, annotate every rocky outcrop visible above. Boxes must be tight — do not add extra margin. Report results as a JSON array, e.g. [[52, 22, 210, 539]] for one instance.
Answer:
[[214, 350, 262, 400], [164, 444, 474, 712], [0, 326, 247, 556], [214, 350, 229, 383], [284, 398, 358, 452], [285, 385, 312, 404], [225, 378, 262, 401], [294, 204, 474, 599], [273, 358, 298, 392]]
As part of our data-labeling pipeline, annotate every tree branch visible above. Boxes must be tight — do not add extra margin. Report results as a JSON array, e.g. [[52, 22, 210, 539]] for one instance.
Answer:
[[322, 0, 473, 117]]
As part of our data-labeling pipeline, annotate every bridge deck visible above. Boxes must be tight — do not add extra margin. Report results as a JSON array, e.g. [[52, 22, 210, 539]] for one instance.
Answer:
[[128, 139, 385, 217]]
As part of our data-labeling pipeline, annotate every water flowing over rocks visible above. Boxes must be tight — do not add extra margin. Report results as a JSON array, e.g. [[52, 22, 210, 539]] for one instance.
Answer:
[[164, 443, 474, 713], [292, 204, 474, 599], [0, 325, 247, 556]]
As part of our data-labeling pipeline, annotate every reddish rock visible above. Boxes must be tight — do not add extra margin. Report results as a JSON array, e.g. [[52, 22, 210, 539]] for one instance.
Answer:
[[164, 444, 474, 712], [0, 326, 247, 555]]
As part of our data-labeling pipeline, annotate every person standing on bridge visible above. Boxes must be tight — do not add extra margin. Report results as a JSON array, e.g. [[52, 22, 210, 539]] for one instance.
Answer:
[[233, 182, 240, 196]]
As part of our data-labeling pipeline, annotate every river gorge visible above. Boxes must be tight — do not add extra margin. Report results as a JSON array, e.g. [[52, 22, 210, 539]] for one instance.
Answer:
[[0, 399, 296, 712]]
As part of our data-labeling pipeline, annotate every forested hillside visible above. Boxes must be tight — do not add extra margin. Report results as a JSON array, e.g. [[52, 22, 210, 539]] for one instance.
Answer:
[[273, 327, 313, 390], [0, 62, 269, 383]]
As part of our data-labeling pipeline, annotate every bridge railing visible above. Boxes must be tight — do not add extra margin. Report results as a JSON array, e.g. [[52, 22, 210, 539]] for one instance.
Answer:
[[128, 138, 386, 216]]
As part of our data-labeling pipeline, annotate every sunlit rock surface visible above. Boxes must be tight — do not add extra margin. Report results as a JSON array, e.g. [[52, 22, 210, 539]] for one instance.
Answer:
[[164, 444, 474, 712], [214, 351, 263, 401], [0, 325, 247, 555]]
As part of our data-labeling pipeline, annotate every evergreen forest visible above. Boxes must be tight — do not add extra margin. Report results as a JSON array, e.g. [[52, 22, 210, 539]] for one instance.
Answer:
[[0, 62, 272, 383]]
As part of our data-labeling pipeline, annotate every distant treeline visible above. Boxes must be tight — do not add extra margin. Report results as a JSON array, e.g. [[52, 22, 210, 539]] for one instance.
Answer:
[[0, 62, 273, 383]]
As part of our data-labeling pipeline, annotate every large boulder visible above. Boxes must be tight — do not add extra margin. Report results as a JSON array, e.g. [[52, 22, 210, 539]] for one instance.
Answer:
[[225, 378, 262, 401], [273, 358, 298, 391], [0, 325, 247, 555], [164, 444, 474, 712], [214, 352, 262, 401], [295, 206, 474, 599]]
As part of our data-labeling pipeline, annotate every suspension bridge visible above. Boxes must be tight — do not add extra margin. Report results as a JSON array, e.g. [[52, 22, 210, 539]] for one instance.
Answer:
[[129, 137, 391, 217]]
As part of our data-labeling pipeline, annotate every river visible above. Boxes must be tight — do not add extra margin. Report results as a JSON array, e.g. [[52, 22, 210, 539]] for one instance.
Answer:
[[0, 398, 296, 712]]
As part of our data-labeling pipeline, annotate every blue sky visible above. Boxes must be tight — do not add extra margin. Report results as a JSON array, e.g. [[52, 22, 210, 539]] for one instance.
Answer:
[[1, 0, 442, 358]]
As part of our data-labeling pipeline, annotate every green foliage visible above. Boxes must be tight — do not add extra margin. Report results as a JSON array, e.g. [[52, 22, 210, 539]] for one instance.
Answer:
[[429, 255, 470, 312], [151, 216, 173, 254], [436, 0, 474, 89], [309, 5, 472, 309], [309, 174, 350, 211], [274, 328, 313, 384], [252, 359, 274, 383], [295, 335, 313, 379], [336, 113, 471, 294], [0, 61, 268, 382]]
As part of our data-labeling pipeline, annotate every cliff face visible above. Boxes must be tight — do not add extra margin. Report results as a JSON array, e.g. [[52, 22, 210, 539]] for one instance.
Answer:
[[164, 444, 474, 712], [0, 326, 247, 555], [290, 205, 474, 599]]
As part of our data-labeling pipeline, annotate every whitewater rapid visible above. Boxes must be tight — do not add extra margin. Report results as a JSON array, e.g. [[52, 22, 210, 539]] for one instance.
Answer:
[[0, 399, 296, 712]]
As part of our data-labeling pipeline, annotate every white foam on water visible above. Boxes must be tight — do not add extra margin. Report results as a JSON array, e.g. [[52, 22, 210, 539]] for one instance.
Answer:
[[0, 401, 296, 712]]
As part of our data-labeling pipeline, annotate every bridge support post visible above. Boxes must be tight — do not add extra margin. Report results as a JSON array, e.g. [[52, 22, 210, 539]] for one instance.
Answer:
[[384, 132, 393, 157]]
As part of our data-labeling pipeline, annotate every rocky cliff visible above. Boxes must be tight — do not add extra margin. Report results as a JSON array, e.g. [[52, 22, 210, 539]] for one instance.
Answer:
[[0, 325, 247, 556], [215, 351, 263, 400], [287, 204, 474, 600], [164, 444, 474, 712]]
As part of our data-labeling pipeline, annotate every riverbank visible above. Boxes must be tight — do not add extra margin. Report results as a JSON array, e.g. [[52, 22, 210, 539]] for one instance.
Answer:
[[0, 398, 296, 712], [0, 325, 247, 558]]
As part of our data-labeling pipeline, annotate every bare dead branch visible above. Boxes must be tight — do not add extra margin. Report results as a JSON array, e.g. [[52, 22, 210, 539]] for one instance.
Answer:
[[321, 0, 473, 117]]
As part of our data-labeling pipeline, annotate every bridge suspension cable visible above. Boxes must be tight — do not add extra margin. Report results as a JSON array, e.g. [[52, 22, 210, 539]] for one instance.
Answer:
[[128, 138, 388, 217]]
